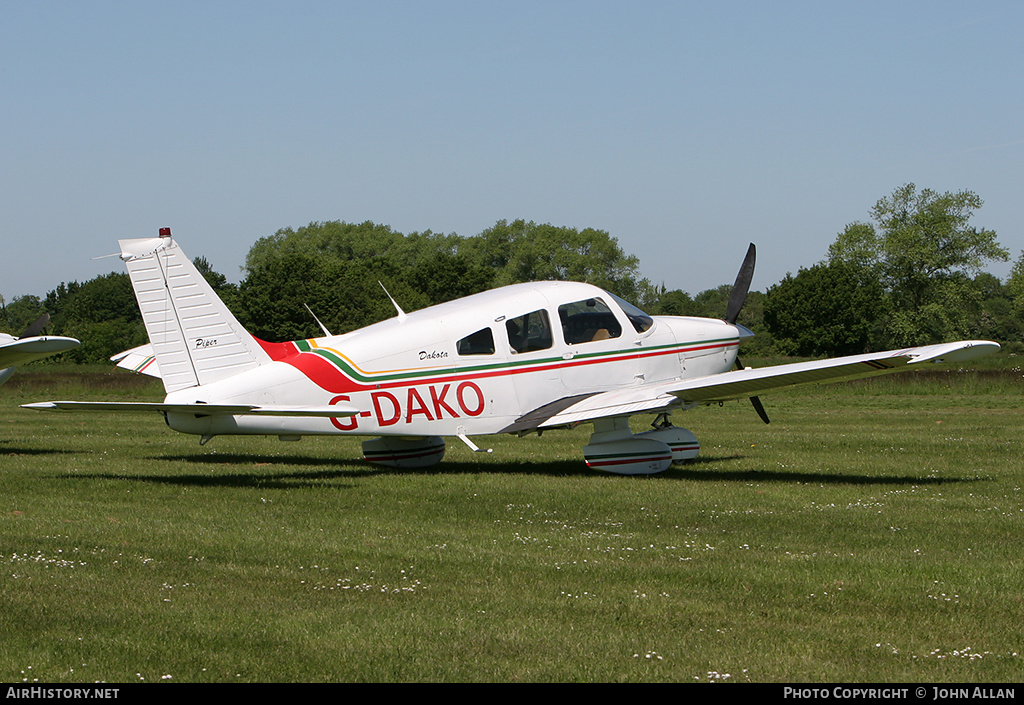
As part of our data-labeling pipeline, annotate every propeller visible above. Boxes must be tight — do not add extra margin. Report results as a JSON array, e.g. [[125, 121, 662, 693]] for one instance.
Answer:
[[725, 244, 756, 325], [725, 244, 770, 425], [739, 362, 771, 424], [18, 313, 50, 340]]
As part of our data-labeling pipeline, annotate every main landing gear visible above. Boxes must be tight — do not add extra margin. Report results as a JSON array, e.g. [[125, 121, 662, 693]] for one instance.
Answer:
[[582, 414, 699, 475], [361, 414, 699, 474]]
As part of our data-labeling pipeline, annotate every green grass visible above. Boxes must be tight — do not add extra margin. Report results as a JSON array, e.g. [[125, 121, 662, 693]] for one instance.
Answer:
[[1, 360, 1023, 682]]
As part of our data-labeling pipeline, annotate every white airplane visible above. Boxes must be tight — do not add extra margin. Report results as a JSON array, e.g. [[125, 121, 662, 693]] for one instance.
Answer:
[[0, 314, 80, 385], [23, 229, 999, 474]]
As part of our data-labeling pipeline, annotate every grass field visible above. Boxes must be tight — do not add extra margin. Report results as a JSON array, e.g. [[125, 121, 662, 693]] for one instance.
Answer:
[[1, 361, 1022, 682]]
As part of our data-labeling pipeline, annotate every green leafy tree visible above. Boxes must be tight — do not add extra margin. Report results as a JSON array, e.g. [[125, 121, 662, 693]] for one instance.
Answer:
[[194, 255, 240, 311], [1007, 251, 1024, 320], [828, 184, 1008, 346], [239, 221, 495, 340], [43, 272, 147, 363], [406, 251, 495, 305], [1, 295, 45, 335], [950, 272, 1022, 345], [764, 262, 886, 356], [650, 289, 699, 317], [238, 219, 656, 341], [245, 221, 463, 275], [42, 281, 81, 322], [691, 284, 733, 319], [237, 252, 340, 341], [464, 220, 657, 306], [237, 251, 435, 341]]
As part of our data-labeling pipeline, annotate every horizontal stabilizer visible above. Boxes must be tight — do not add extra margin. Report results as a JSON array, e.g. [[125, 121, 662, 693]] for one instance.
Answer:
[[111, 344, 161, 378], [22, 401, 359, 418]]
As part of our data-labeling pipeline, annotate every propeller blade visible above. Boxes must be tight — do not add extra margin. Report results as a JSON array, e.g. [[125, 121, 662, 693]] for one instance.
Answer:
[[750, 395, 770, 425], [725, 243, 756, 324], [735, 356, 770, 424], [18, 313, 50, 339], [727, 246, 763, 422]]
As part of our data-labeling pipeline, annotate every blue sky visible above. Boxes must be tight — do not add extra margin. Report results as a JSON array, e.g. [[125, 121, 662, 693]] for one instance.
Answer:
[[2, 1, 1022, 307]]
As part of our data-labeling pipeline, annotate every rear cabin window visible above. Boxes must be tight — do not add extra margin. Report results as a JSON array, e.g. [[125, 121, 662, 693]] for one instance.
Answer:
[[506, 309, 553, 353], [457, 328, 495, 356], [558, 298, 622, 344]]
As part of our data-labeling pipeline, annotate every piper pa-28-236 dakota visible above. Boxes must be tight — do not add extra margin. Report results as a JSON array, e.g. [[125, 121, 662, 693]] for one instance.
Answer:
[[23, 229, 999, 474]]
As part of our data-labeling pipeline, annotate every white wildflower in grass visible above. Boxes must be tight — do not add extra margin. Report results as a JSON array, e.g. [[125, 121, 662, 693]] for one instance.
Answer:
[[910, 647, 1020, 661], [702, 671, 732, 681], [306, 564, 424, 594], [918, 647, 1005, 662], [927, 581, 961, 603]]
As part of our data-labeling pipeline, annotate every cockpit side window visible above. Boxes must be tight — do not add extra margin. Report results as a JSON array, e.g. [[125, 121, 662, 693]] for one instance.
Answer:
[[506, 309, 553, 353], [457, 327, 495, 356], [609, 293, 654, 333], [558, 298, 622, 345]]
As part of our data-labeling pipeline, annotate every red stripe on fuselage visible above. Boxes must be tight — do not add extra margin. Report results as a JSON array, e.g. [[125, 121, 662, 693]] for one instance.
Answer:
[[255, 338, 300, 362]]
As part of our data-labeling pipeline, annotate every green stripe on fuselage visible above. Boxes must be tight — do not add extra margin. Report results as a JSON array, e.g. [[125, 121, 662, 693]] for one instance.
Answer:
[[293, 337, 739, 386]]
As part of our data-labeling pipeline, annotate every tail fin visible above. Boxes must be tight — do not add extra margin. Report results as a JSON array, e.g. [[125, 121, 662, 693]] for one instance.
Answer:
[[120, 229, 270, 393]]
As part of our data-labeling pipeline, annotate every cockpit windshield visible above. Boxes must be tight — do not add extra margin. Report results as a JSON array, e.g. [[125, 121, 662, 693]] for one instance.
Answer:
[[609, 294, 654, 333]]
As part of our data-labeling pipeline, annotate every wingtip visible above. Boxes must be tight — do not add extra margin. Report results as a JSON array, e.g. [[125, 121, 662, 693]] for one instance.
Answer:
[[907, 340, 1001, 365], [20, 401, 59, 411]]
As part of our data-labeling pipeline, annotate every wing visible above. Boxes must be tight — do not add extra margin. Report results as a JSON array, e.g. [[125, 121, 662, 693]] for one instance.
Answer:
[[0, 335, 81, 368], [21, 400, 359, 418], [504, 340, 999, 431]]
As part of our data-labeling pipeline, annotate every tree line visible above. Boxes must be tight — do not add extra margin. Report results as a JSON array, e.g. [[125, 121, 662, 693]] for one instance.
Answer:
[[3, 184, 1021, 364]]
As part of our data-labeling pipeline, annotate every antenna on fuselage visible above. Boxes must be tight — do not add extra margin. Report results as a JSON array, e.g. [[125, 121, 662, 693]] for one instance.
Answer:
[[303, 304, 333, 337], [378, 282, 407, 321]]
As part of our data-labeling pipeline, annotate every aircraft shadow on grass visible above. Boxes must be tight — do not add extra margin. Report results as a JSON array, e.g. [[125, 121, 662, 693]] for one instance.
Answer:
[[680, 454, 978, 487], [0, 440, 80, 458], [52, 451, 978, 491], [56, 453, 599, 489]]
